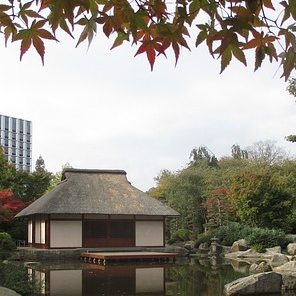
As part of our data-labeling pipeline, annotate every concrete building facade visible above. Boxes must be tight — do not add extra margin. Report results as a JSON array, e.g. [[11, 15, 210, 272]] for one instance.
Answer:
[[0, 114, 32, 172]]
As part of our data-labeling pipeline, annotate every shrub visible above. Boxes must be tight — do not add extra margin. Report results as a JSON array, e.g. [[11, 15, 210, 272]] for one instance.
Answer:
[[169, 228, 193, 243], [0, 232, 12, 240], [214, 223, 253, 246], [251, 243, 266, 253], [246, 228, 291, 249], [0, 232, 16, 251], [195, 232, 214, 247]]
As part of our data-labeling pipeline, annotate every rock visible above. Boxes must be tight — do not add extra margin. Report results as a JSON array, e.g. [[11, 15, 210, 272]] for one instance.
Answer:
[[249, 261, 271, 274], [270, 253, 289, 268], [266, 246, 281, 254], [230, 239, 249, 253], [287, 243, 296, 256], [198, 242, 209, 250], [225, 248, 271, 260], [0, 287, 21, 296], [224, 272, 282, 295], [184, 241, 195, 251], [280, 272, 296, 290], [273, 261, 296, 272]]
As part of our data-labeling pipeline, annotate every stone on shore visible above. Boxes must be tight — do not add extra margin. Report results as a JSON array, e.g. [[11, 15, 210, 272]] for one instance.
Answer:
[[0, 287, 21, 296], [224, 272, 282, 295], [287, 243, 296, 256], [249, 261, 271, 274], [273, 261, 296, 272], [280, 272, 296, 290], [266, 246, 282, 254], [270, 253, 289, 268], [230, 239, 249, 253]]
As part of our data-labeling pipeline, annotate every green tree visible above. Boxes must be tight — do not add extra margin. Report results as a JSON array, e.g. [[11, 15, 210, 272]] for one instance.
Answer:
[[231, 145, 248, 160], [229, 165, 296, 231], [46, 162, 72, 192], [35, 155, 46, 173], [1, 0, 296, 78]]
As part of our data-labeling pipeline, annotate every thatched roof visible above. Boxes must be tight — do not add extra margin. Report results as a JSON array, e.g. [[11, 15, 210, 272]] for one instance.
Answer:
[[16, 169, 179, 217]]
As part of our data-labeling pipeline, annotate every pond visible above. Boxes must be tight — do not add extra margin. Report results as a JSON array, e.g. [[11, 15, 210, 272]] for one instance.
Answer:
[[27, 257, 251, 296]]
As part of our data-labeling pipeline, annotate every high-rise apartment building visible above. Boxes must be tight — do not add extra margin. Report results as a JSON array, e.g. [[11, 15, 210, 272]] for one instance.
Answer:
[[0, 114, 32, 172]]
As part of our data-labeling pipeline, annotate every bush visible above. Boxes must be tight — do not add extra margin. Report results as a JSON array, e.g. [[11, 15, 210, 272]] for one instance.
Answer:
[[251, 243, 266, 253], [195, 232, 214, 247], [0, 232, 16, 251], [0, 232, 12, 240], [246, 228, 291, 249], [214, 223, 253, 246], [169, 228, 193, 243]]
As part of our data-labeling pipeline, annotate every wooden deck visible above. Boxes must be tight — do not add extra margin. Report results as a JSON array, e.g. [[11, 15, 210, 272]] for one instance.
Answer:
[[80, 251, 178, 265]]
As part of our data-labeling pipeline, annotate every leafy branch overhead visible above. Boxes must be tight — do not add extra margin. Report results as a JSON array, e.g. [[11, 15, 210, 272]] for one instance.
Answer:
[[1, 0, 296, 77]]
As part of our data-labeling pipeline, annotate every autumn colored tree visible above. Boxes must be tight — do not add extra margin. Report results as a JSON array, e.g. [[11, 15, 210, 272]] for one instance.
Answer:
[[0, 189, 29, 222], [203, 187, 234, 230], [1, 0, 296, 78]]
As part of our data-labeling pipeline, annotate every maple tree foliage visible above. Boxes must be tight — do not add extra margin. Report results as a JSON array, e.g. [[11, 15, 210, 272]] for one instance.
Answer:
[[203, 187, 234, 230], [1, 0, 296, 78], [0, 189, 30, 222]]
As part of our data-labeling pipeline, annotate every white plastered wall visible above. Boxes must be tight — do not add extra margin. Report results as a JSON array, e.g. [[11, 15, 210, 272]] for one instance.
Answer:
[[50, 220, 82, 248], [35, 218, 41, 243], [28, 220, 32, 243], [135, 221, 163, 246]]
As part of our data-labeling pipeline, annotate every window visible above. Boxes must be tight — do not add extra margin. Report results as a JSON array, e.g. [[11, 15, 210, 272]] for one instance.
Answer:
[[4, 116, 8, 130], [12, 118, 16, 132], [26, 121, 31, 135]]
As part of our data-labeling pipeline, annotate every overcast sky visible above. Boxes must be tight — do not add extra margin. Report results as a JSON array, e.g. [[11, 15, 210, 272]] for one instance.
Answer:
[[1, 30, 295, 191]]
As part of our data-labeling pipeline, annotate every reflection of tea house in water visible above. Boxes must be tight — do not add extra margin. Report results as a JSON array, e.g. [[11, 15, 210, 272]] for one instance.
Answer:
[[16, 169, 179, 248], [28, 264, 168, 296]]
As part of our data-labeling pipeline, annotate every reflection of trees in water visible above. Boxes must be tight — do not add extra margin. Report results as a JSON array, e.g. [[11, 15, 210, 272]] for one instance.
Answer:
[[165, 259, 249, 296]]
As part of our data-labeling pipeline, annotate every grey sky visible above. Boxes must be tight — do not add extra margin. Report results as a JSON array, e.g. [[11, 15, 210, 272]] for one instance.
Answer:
[[1, 33, 295, 191]]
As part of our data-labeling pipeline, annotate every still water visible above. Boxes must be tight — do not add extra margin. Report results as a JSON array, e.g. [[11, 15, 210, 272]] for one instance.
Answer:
[[28, 258, 250, 296]]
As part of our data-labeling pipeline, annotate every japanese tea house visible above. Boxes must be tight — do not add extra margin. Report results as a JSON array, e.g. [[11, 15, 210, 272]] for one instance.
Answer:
[[16, 169, 179, 249]]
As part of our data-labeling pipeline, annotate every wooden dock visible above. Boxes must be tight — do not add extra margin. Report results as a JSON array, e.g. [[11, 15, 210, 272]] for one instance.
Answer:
[[80, 251, 178, 265]]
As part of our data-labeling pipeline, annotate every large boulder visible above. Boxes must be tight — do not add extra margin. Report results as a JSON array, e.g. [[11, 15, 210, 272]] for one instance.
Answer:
[[270, 253, 289, 268], [224, 272, 282, 295], [230, 239, 249, 253], [249, 262, 271, 274], [266, 246, 282, 254], [0, 287, 21, 296], [280, 272, 296, 290], [273, 261, 296, 272], [287, 243, 296, 256]]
